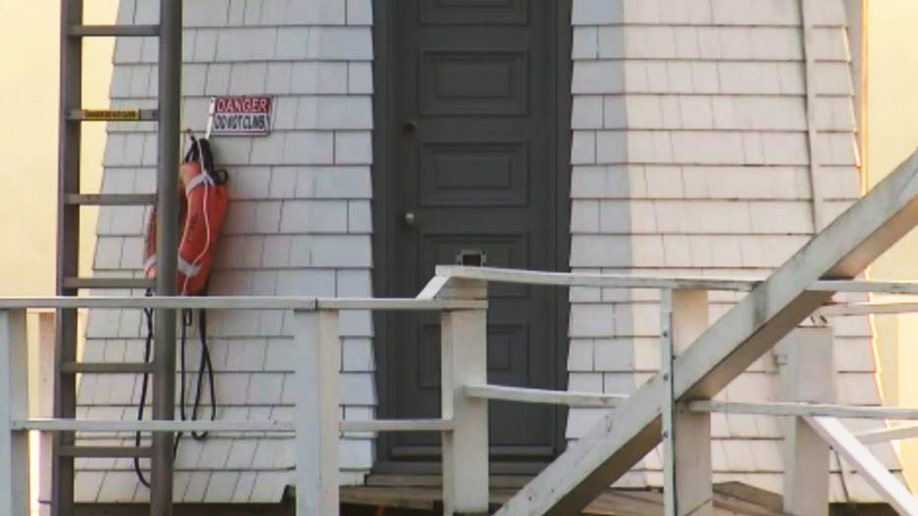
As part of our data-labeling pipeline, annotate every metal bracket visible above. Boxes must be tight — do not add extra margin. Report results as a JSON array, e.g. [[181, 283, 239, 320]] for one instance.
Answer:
[[456, 249, 487, 267]]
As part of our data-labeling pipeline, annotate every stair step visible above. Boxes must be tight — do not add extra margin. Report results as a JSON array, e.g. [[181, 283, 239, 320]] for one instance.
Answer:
[[63, 277, 154, 290], [60, 362, 154, 374], [64, 194, 156, 206], [59, 446, 152, 458], [68, 24, 159, 37], [66, 109, 158, 122]]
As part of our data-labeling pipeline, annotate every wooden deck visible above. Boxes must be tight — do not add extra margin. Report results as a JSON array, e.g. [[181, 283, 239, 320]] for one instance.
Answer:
[[341, 476, 785, 515]]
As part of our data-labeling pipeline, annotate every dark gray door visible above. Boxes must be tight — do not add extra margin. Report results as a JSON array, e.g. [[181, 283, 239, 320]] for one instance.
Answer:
[[374, 0, 570, 468]]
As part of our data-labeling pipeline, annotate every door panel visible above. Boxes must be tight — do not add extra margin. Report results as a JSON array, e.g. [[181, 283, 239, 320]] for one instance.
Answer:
[[418, 141, 529, 207], [377, 0, 569, 465], [419, 0, 531, 25], [420, 51, 530, 115]]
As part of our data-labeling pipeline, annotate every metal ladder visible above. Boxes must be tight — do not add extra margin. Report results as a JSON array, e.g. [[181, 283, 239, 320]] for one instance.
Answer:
[[55, 1, 181, 515]]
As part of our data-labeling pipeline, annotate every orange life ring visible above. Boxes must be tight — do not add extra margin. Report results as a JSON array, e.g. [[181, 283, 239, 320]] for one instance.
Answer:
[[143, 138, 229, 295]]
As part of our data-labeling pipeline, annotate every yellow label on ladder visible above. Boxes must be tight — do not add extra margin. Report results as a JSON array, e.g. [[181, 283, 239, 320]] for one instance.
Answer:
[[80, 109, 141, 121]]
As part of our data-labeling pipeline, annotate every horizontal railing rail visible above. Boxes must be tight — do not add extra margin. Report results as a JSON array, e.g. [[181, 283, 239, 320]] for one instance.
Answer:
[[432, 265, 918, 296], [0, 296, 485, 311], [15, 419, 295, 433], [13, 418, 453, 434], [857, 425, 918, 444], [688, 401, 918, 421], [433, 265, 762, 291], [820, 302, 918, 317], [464, 384, 628, 408]]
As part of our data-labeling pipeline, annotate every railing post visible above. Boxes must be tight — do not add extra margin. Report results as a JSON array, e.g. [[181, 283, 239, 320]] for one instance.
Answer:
[[294, 309, 340, 516], [662, 289, 712, 516], [36, 311, 56, 516], [0, 309, 30, 515], [441, 279, 489, 515], [779, 327, 833, 516]]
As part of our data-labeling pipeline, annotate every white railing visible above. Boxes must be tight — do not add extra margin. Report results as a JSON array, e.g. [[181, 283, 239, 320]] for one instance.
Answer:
[[419, 267, 918, 516], [0, 295, 488, 516], [6, 268, 918, 515]]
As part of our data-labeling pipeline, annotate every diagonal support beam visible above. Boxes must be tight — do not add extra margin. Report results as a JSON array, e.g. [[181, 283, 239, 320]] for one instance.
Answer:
[[497, 149, 918, 515], [806, 416, 918, 514]]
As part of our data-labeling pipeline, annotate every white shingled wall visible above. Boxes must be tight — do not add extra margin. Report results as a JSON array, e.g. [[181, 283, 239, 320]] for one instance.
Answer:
[[568, 0, 900, 501], [78, 0, 375, 503], [82, 0, 900, 506]]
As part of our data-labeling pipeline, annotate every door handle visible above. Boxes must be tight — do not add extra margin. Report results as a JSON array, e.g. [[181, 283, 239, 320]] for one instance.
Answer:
[[402, 120, 418, 135], [403, 211, 417, 228]]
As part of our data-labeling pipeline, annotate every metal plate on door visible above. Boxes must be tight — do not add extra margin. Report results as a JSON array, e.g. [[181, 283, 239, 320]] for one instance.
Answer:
[[455, 249, 487, 267]]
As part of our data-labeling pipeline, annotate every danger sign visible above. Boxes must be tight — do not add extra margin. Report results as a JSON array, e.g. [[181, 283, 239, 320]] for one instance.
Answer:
[[209, 96, 273, 136]]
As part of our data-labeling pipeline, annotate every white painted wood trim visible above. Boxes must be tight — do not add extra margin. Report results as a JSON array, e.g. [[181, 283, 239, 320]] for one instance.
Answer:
[[35, 312, 53, 516], [415, 275, 451, 300], [434, 266, 918, 296], [809, 280, 918, 295], [670, 290, 713, 516], [806, 416, 918, 514], [0, 284, 910, 313], [464, 384, 626, 408], [340, 419, 454, 433], [856, 424, 918, 443], [845, 0, 865, 165], [435, 266, 760, 291], [820, 302, 918, 317], [12, 418, 295, 433], [318, 298, 485, 311], [294, 310, 340, 516], [0, 296, 319, 310], [689, 401, 918, 420], [16, 418, 455, 435], [441, 308, 489, 515], [800, 0, 827, 231], [781, 328, 833, 516], [0, 296, 485, 311], [0, 309, 29, 516]]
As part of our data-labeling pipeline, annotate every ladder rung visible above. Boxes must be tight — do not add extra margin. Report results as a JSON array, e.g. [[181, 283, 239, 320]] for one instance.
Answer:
[[60, 362, 154, 374], [65, 194, 156, 206], [68, 24, 159, 37], [63, 277, 154, 290], [66, 109, 158, 122], [59, 446, 152, 458]]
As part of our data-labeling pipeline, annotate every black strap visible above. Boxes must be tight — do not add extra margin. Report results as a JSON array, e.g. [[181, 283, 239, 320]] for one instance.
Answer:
[[174, 310, 190, 455], [134, 301, 217, 488], [175, 307, 217, 451], [191, 309, 217, 440], [133, 291, 154, 488]]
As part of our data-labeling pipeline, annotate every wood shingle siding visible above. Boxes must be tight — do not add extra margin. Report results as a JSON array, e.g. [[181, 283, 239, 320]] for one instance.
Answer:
[[82, 0, 896, 505], [568, 0, 896, 499], [81, 0, 375, 503]]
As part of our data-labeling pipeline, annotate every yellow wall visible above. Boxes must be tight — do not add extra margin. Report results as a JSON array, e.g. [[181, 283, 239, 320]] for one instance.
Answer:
[[0, 2, 117, 295], [2, 5, 117, 514], [866, 0, 918, 490]]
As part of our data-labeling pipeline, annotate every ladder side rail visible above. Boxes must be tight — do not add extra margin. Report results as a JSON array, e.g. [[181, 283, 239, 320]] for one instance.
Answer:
[[151, 0, 181, 514], [53, 0, 84, 513]]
